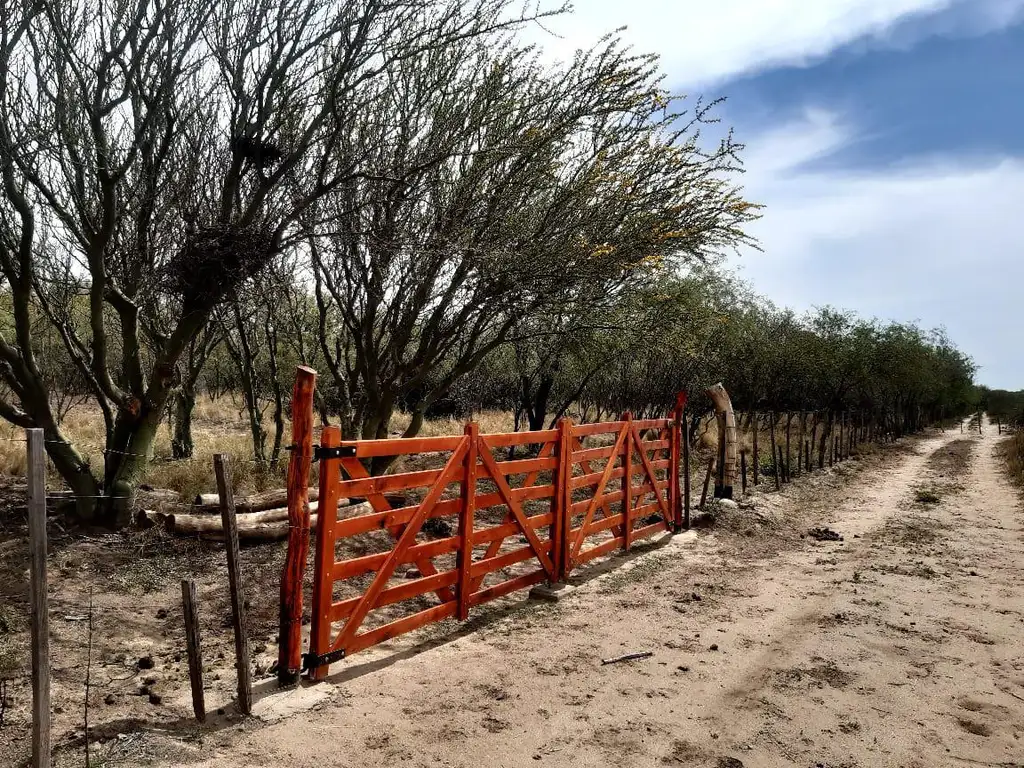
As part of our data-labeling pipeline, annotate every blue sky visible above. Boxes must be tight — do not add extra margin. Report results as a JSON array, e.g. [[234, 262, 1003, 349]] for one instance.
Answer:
[[531, 0, 1024, 388]]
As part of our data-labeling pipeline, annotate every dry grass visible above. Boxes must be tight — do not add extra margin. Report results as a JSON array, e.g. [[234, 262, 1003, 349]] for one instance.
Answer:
[[999, 431, 1024, 489]]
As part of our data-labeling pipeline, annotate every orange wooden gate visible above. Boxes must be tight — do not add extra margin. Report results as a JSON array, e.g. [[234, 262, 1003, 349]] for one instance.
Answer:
[[294, 394, 687, 679]]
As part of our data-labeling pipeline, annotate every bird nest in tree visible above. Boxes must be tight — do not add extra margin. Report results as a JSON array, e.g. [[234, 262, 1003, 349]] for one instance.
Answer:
[[164, 225, 276, 314]]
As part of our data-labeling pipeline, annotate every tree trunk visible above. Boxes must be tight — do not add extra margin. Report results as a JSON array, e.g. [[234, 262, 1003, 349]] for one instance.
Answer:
[[171, 388, 196, 460]]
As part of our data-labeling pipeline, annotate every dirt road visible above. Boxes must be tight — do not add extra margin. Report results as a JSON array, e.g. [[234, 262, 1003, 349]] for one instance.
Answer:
[[160, 423, 1024, 768]]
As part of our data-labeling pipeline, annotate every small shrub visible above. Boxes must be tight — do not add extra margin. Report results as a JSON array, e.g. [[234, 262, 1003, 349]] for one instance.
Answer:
[[915, 488, 941, 504]]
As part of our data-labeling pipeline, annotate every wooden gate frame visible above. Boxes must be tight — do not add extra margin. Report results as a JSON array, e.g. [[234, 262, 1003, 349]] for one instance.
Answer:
[[285, 378, 688, 680]]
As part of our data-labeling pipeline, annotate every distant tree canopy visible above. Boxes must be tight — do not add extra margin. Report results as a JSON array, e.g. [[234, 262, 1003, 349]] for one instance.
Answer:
[[0, 0, 981, 527]]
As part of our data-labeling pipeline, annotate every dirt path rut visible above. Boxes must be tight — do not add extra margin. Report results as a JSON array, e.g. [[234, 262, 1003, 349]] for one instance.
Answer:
[[167, 423, 1024, 768]]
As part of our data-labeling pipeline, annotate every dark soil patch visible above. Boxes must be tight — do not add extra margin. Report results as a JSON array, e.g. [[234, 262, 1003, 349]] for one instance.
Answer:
[[808, 527, 843, 542]]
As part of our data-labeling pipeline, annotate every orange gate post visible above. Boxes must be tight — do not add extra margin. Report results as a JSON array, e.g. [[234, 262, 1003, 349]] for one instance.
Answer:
[[621, 411, 633, 551], [671, 392, 686, 531], [279, 366, 316, 685], [458, 423, 479, 620], [308, 424, 341, 681], [553, 417, 572, 582]]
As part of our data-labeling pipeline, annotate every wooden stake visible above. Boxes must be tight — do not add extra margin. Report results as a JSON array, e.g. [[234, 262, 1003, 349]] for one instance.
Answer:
[[214, 455, 252, 714], [752, 412, 760, 486], [770, 414, 780, 491], [27, 429, 50, 768], [181, 579, 205, 723], [740, 452, 747, 494], [682, 412, 691, 529], [700, 455, 714, 508]]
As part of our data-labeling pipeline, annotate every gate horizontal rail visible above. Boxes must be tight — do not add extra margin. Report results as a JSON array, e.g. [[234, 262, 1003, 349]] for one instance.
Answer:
[[300, 400, 686, 680]]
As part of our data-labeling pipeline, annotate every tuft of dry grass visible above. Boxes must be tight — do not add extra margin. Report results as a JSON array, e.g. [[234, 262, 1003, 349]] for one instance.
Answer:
[[999, 431, 1024, 489]]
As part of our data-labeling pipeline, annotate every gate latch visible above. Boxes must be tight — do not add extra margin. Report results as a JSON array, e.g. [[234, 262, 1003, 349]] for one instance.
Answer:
[[314, 444, 357, 461]]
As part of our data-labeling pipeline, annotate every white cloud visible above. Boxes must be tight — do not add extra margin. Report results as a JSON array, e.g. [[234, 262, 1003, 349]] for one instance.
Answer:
[[731, 111, 1024, 387], [529, 0, 954, 86]]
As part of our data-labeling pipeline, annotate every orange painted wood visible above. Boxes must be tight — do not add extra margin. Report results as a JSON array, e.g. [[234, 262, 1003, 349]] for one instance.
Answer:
[[473, 513, 553, 545], [331, 535, 460, 581], [569, 433, 625, 544], [575, 535, 625, 565], [552, 418, 570, 582], [571, 444, 618, 463], [632, 520, 668, 542], [470, 569, 547, 607], [571, 421, 626, 437], [470, 543, 549, 579], [337, 453, 458, 603], [569, 465, 627, 490], [279, 365, 316, 684], [622, 412, 633, 551], [340, 435, 466, 457], [489, 456, 558, 475], [671, 393, 685, 529], [570, 424, 628, 561], [476, 447, 556, 577], [345, 602, 458, 656], [332, 498, 460, 539], [330, 570, 459, 622], [473, 485, 555, 509], [309, 425, 341, 681], [583, 513, 626, 536], [639, 439, 671, 451], [458, 423, 478, 620], [481, 430, 559, 448], [631, 424, 671, 520], [338, 467, 450, 497], [335, 441, 468, 650], [633, 418, 672, 430], [570, 490, 624, 514]]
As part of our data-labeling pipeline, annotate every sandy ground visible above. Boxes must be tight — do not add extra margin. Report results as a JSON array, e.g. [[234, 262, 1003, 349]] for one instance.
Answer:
[[51, 421, 1024, 767]]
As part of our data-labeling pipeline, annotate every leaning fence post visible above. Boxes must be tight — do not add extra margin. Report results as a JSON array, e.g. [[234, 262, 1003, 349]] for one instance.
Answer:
[[309, 425, 341, 681], [27, 429, 50, 768], [699, 455, 715, 508], [214, 455, 252, 713], [279, 365, 317, 686], [458, 423, 479, 620]]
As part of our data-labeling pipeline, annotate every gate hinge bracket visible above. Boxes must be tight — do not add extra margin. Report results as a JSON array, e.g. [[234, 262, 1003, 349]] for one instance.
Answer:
[[301, 647, 346, 672], [314, 444, 357, 461]]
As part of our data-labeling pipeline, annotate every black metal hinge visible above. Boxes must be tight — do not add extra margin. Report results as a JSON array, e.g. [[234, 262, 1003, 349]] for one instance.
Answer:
[[314, 444, 357, 461], [301, 647, 346, 671]]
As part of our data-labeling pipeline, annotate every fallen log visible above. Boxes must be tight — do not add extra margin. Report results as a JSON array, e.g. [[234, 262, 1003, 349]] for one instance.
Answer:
[[165, 500, 369, 539], [192, 487, 320, 514]]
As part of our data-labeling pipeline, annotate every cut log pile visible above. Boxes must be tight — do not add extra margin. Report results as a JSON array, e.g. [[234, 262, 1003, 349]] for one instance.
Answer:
[[135, 486, 374, 541]]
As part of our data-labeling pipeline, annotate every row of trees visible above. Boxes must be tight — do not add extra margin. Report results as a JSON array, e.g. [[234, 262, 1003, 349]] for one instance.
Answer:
[[0, 1, 976, 527]]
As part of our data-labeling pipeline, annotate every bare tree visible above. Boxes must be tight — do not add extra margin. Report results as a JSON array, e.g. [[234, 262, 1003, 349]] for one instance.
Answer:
[[1, 0, 544, 524], [310, 35, 758, 462]]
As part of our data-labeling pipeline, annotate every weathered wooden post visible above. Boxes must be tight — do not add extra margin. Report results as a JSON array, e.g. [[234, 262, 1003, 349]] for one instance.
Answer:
[[181, 579, 205, 723], [705, 383, 737, 499], [279, 366, 317, 686], [214, 455, 252, 713], [752, 412, 760, 486], [27, 429, 50, 768], [458, 422, 479, 618]]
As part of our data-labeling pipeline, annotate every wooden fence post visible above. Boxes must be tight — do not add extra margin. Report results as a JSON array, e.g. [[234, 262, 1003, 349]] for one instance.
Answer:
[[621, 412, 633, 551], [279, 365, 317, 686], [555, 418, 572, 580], [181, 579, 205, 723], [752, 412, 760, 486], [27, 429, 50, 768], [770, 414, 780, 491], [458, 423, 479, 619], [740, 452, 747, 494], [670, 393, 685, 532], [682, 409, 691, 530], [309, 425, 341, 682], [700, 455, 715, 508], [214, 455, 252, 713]]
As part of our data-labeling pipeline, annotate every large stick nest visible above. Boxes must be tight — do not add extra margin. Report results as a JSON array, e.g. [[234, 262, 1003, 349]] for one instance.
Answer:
[[164, 225, 276, 314]]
